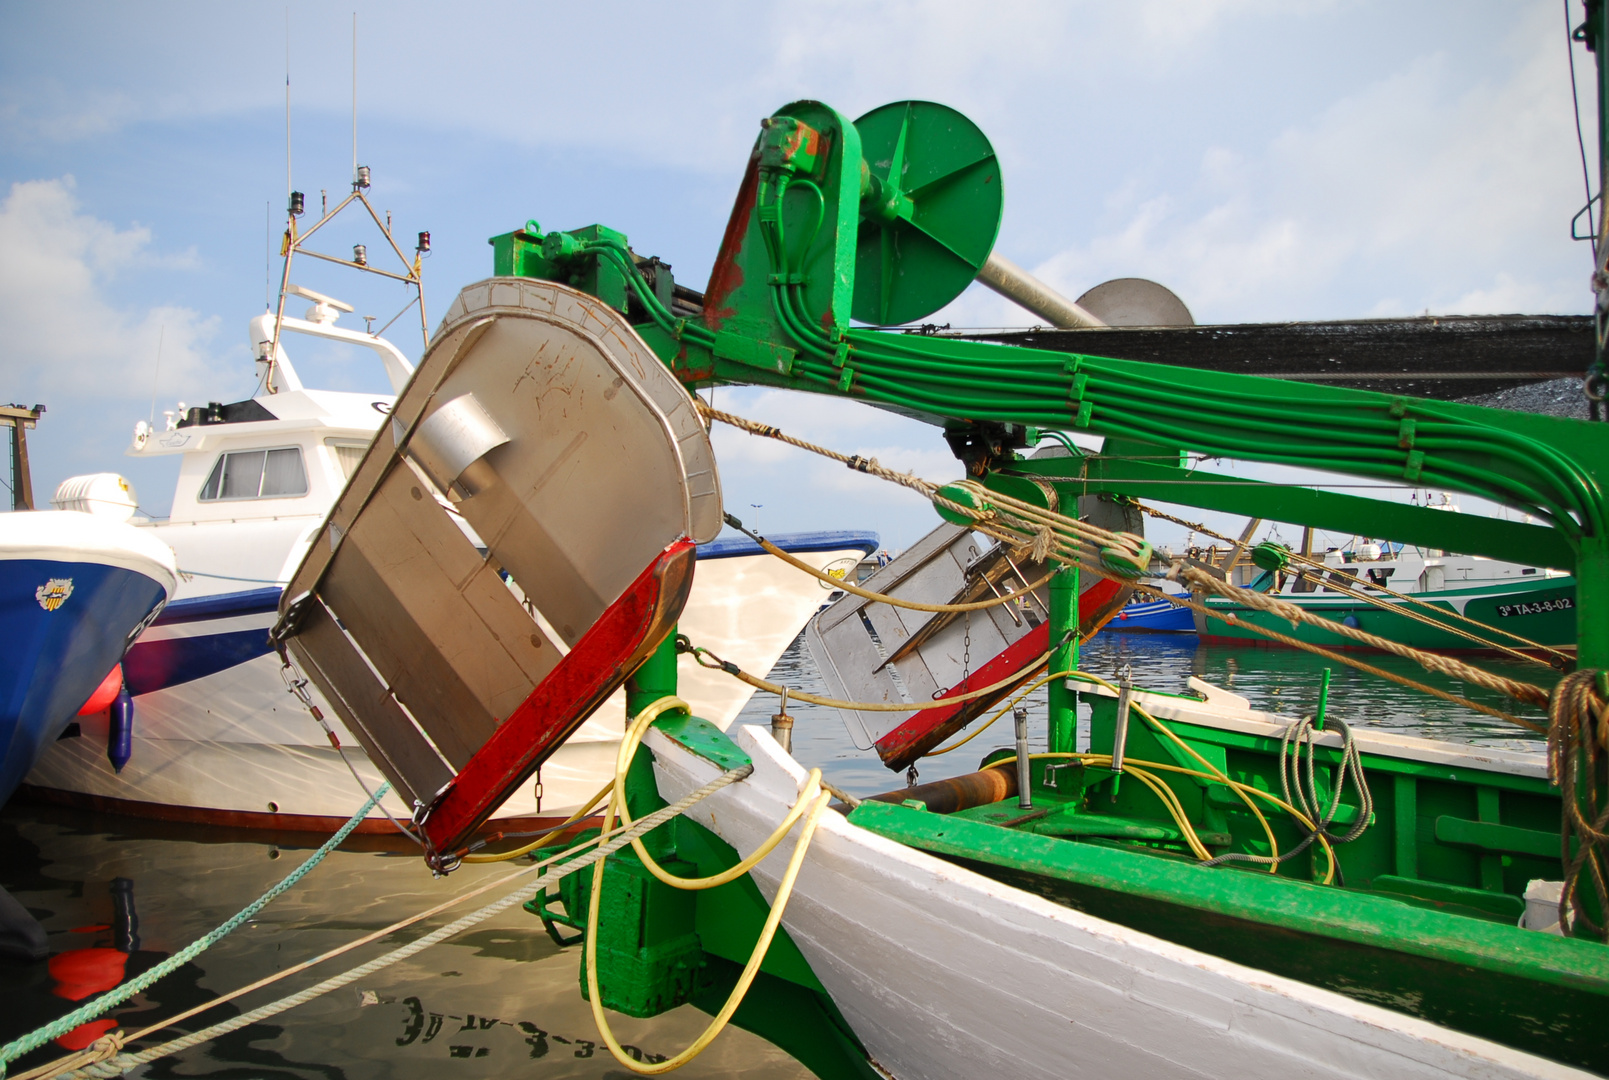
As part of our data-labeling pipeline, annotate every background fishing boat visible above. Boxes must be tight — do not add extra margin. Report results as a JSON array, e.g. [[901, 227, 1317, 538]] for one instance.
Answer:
[[19, 296, 876, 831], [1198, 541, 1575, 656]]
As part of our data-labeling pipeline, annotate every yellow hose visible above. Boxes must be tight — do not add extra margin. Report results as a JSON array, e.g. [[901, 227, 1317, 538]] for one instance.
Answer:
[[586, 785, 830, 1074], [584, 696, 834, 1073], [926, 671, 1074, 756], [461, 778, 616, 863], [1063, 670, 1284, 870], [611, 697, 825, 890], [984, 751, 1336, 884]]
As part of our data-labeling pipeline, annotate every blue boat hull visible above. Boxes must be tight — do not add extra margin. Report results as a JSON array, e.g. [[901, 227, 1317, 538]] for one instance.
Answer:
[[0, 557, 168, 805], [1101, 594, 1196, 634]]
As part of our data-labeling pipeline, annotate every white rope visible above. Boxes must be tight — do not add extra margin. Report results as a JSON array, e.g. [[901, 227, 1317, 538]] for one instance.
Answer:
[[56, 765, 753, 1080]]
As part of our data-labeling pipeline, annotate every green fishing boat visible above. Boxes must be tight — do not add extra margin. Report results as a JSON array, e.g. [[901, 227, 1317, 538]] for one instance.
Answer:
[[1199, 548, 1578, 656], [264, 28, 1609, 1080]]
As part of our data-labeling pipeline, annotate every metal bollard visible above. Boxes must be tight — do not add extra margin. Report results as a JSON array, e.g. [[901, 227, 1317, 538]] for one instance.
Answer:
[[1111, 664, 1133, 802], [772, 686, 795, 755]]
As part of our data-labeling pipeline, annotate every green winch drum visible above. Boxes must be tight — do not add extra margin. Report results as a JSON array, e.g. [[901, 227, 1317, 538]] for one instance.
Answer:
[[851, 100, 1005, 326]]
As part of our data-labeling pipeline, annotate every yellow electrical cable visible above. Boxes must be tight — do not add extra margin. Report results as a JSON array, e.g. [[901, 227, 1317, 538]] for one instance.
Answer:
[[586, 787, 830, 1074], [610, 697, 825, 890], [461, 778, 616, 863], [927, 671, 1074, 756], [585, 694, 832, 1073], [753, 532, 1054, 613], [983, 751, 1337, 884], [1064, 670, 1284, 868]]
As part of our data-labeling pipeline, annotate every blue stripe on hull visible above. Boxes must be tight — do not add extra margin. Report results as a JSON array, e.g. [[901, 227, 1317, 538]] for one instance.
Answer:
[[697, 530, 880, 559], [117, 533, 884, 700], [1101, 598, 1197, 634], [0, 558, 167, 805], [123, 628, 277, 695]]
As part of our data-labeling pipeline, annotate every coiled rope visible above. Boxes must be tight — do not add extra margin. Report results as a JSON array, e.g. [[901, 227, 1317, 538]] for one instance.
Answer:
[[0, 783, 389, 1075], [1202, 714, 1372, 878], [1551, 670, 1609, 939]]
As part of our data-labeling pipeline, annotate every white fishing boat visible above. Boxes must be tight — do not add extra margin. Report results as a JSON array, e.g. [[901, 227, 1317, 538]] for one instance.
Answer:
[[22, 261, 874, 833], [641, 721, 1584, 1080]]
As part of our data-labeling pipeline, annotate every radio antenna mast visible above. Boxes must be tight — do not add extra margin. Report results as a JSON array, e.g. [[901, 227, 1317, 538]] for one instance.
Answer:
[[351, 11, 358, 184], [284, 8, 292, 197]]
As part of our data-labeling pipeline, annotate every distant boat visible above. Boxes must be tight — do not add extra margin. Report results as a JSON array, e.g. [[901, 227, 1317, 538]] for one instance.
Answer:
[[0, 509, 175, 807], [1200, 543, 1574, 655], [1102, 586, 1195, 634]]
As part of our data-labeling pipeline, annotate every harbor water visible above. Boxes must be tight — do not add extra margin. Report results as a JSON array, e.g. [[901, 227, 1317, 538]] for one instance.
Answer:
[[0, 631, 1553, 1077]]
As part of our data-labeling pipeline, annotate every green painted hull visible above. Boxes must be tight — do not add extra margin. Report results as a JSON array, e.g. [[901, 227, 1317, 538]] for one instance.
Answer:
[[845, 695, 1609, 1073], [1202, 576, 1576, 652]]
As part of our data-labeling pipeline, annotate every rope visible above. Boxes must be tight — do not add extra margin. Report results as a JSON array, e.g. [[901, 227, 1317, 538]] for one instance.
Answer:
[[693, 404, 1553, 733], [1133, 501, 1572, 666], [606, 698, 825, 891], [460, 779, 614, 863], [0, 783, 389, 1072], [684, 638, 1053, 713], [1174, 566, 1554, 712], [1551, 670, 1609, 939], [701, 405, 1150, 576], [1203, 714, 1372, 877], [724, 514, 1051, 614], [584, 696, 831, 1073], [699, 403, 939, 501], [927, 671, 1073, 756], [31, 769, 753, 1080], [8, 1035, 123, 1080], [1129, 581, 1545, 732]]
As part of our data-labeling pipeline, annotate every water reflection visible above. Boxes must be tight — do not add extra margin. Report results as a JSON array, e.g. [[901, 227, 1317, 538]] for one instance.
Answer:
[[1, 628, 1550, 1076], [0, 809, 810, 1078]]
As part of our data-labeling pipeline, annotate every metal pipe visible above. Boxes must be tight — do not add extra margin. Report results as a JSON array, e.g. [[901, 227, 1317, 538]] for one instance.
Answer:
[[1014, 706, 1033, 810], [866, 766, 1017, 814], [977, 252, 1107, 328], [1110, 665, 1133, 803]]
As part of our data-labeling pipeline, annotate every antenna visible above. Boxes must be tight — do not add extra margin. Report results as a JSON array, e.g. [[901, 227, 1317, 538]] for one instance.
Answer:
[[265, 201, 270, 309], [284, 8, 291, 198], [351, 11, 358, 184], [147, 325, 166, 426]]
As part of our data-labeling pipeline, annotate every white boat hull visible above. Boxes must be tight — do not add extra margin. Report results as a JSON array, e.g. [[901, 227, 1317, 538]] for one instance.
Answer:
[[23, 542, 867, 828], [643, 722, 1589, 1080]]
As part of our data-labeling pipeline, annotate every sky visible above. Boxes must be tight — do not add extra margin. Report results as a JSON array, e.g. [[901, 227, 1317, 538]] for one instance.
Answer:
[[0, 1, 1598, 557]]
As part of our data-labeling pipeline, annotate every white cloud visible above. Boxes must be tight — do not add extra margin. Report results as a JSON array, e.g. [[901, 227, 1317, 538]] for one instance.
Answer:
[[0, 177, 219, 403], [973, 10, 1593, 324]]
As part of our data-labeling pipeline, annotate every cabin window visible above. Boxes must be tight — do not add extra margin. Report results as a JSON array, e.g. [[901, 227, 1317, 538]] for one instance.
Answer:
[[1522, 567, 1537, 575], [325, 440, 368, 480], [199, 447, 309, 501]]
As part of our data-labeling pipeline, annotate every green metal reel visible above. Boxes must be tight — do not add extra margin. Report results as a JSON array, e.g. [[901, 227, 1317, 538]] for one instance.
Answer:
[[851, 101, 1004, 326]]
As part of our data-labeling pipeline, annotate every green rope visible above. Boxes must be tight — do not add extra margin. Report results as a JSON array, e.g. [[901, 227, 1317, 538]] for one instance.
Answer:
[[0, 783, 389, 1072]]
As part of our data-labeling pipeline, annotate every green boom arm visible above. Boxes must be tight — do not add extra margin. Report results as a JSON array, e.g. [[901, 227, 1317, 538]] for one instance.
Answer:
[[492, 99, 1608, 666]]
